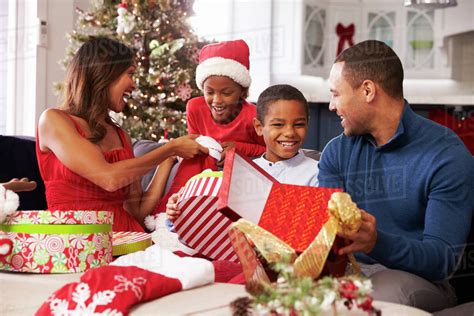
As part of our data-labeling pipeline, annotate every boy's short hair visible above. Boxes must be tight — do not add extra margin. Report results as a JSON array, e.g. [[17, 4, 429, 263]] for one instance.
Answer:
[[256, 84, 309, 123], [335, 40, 404, 99]]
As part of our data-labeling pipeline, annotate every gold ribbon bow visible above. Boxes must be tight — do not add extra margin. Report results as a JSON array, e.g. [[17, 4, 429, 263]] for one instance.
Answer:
[[229, 192, 362, 285]]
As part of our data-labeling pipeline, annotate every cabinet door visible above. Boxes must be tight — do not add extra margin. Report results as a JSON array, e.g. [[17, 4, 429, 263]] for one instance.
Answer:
[[302, 2, 327, 76], [405, 9, 435, 69], [367, 11, 396, 48]]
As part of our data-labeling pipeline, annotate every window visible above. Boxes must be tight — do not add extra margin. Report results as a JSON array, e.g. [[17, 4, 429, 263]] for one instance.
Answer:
[[189, 0, 233, 41], [0, 1, 8, 134]]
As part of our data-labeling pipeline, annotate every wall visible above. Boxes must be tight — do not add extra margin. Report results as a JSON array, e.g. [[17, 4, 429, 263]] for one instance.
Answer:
[[44, 0, 89, 112], [438, 0, 474, 38], [35, 0, 473, 139], [223, 0, 473, 105]]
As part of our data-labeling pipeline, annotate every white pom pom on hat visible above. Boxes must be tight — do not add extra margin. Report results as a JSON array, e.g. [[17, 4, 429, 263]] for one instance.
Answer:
[[195, 39, 252, 90]]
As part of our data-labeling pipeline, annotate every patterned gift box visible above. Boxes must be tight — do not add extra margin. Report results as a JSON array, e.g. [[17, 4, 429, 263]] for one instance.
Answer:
[[0, 210, 113, 273], [112, 231, 152, 256]]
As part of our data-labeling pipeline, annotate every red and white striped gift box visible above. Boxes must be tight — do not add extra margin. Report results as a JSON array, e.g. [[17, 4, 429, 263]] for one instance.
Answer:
[[174, 171, 238, 262], [173, 150, 341, 263]]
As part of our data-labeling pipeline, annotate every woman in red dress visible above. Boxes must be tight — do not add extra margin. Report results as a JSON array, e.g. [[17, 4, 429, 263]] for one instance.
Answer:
[[36, 37, 208, 232]]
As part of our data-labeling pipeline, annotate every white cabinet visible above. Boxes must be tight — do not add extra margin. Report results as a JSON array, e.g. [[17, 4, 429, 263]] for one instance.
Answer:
[[272, 0, 453, 79], [302, 3, 326, 73], [271, 0, 331, 78]]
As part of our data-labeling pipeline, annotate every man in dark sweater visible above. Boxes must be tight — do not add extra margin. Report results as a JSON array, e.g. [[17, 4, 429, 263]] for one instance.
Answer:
[[318, 40, 474, 312]]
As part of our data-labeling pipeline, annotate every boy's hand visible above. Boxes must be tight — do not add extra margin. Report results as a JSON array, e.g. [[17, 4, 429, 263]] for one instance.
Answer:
[[165, 192, 181, 221]]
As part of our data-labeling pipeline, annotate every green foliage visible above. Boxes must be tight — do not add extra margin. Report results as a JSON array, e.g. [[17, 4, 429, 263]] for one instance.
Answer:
[[247, 260, 376, 316]]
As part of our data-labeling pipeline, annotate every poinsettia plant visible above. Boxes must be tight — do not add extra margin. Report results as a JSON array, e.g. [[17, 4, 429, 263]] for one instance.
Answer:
[[231, 261, 381, 316]]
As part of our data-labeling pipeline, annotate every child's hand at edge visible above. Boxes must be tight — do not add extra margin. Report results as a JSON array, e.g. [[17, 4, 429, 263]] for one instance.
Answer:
[[217, 141, 235, 167], [2, 178, 37, 192], [165, 192, 181, 221]]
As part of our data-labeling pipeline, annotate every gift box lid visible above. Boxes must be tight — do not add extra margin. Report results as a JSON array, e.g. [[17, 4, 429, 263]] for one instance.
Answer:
[[0, 211, 113, 235], [112, 231, 152, 256], [217, 149, 341, 252], [3, 210, 113, 225]]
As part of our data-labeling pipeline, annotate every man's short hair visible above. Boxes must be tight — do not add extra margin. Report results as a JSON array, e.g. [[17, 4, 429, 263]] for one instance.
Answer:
[[256, 84, 309, 123], [335, 40, 404, 99]]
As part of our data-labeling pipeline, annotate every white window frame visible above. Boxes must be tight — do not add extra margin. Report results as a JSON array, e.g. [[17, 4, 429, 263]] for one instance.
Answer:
[[5, 0, 46, 137]]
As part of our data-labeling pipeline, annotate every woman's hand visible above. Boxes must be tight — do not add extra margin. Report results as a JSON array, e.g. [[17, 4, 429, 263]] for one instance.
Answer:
[[168, 135, 209, 159], [165, 192, 181, 221]]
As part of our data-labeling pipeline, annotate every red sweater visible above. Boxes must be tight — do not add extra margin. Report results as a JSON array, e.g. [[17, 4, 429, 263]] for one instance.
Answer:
[[186, 96, 266, 157]]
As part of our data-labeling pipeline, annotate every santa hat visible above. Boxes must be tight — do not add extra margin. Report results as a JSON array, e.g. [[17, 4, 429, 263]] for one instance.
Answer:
[[195, 39, 251, 90]]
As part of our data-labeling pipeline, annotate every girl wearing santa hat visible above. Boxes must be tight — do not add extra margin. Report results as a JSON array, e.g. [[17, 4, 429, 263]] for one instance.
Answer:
[[146, 39, 265, 221], [188, 39, 266, 162]]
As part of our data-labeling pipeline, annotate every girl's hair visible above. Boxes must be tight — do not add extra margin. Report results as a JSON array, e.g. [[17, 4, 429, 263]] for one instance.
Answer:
[[61, 37, 134, 143]]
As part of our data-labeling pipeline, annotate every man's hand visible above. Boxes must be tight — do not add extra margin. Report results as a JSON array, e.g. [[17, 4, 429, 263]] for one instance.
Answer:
[[165, 193, 181, 221], [337, 210, 377, 255]]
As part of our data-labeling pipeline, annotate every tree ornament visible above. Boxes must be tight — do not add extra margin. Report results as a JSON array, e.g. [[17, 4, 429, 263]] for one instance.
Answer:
[[158, 0, 172, 11], [116, 3, 136, 35], [133, 33, 142, 49], [152, 18, 161, 28], [186, 46, 200, 63], [176, 83, 192, 101], [148, 0, 157, 9]]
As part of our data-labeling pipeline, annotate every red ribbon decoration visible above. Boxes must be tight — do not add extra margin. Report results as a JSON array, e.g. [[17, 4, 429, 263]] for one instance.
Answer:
[[336, 23, 355, 56]]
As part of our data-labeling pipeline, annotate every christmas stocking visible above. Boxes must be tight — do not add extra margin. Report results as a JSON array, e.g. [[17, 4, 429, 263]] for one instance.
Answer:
[[36, 245, 215, 315]]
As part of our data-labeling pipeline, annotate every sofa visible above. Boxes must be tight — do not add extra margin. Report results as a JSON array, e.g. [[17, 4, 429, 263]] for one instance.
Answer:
[[1, 135, 472, 306], [0, 135, 47, 210]]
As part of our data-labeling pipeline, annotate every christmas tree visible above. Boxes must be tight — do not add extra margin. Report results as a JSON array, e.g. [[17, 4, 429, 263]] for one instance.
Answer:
[[58, 0, 209, 140]]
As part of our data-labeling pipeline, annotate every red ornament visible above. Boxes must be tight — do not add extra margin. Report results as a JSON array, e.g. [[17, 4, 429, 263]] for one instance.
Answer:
[[357, 296, 374, 312], [336, 23, 355, 56], [339, 280, 358, 299]]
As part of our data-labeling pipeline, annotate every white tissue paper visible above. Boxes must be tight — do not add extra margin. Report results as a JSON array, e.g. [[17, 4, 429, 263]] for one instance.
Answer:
[[195, 136, 223, 161]]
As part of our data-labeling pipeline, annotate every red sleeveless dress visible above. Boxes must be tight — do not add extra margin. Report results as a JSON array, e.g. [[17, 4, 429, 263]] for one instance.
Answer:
[[36, 112, 144, 232]]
